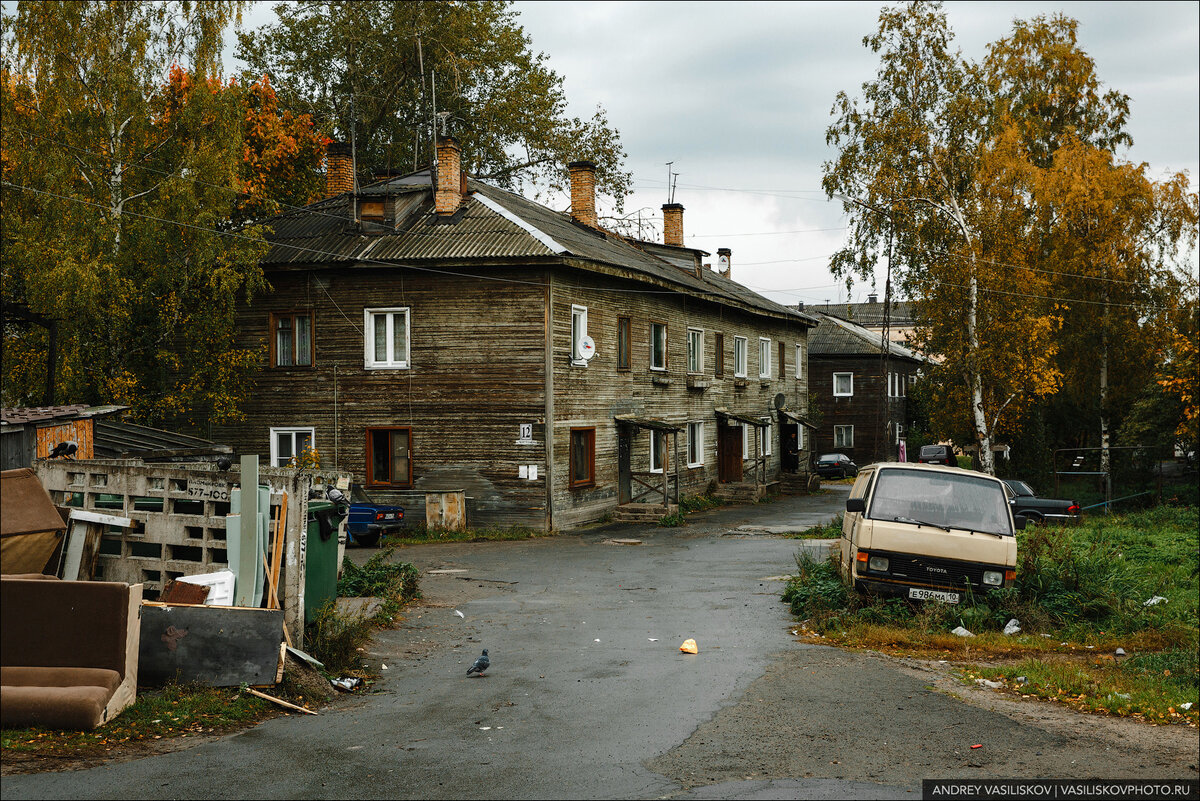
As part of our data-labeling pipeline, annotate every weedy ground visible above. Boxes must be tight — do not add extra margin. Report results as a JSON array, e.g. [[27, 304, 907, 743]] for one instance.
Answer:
[[782, 505, 1199, 726]]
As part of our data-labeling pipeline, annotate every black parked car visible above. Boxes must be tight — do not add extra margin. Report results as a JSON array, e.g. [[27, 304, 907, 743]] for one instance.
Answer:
[[815, 453, 859, 479], [917, 444, 956, 467], [1002, 480, 1081, 525]]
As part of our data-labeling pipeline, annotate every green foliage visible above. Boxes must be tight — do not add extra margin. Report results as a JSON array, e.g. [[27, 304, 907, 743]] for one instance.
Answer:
[[657, 510, 686, 528], [235, 0, 631, 208], [679, 494, 724, 514], [385, 523, 545, 545], [782, 551, 849, 616], [304, 600, 374, 675], [337, 549, 422, 606], [1, 2, 325, 426]]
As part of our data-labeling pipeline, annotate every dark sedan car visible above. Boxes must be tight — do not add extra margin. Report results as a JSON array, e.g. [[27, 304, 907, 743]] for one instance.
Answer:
[[345, 484, 406, 546], [815, 453, 859, 479], [1002, 479, 1081, 525]]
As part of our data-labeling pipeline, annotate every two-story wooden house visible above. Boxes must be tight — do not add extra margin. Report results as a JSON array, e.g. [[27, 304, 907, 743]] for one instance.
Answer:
[[214, 139, 819, 531], [806, 311, 926, 466]]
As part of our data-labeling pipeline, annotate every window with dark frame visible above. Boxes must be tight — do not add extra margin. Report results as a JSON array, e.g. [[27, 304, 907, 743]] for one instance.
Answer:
[[271, 311, 313, 368], [618, 316, 631, 370], [715, 333, 725, 377], [779, 341, 786, 379], [570, 427, 596, 488], [650, 322, 667, 370], [366, 427, 412, 487]]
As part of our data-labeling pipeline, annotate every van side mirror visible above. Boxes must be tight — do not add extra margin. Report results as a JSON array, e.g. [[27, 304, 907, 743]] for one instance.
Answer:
[[846, 498, 866, 513], [1014, 515, 1027, 530]]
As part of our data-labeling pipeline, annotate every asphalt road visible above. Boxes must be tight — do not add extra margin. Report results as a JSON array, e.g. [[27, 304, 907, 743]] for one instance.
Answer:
[[5, 486, 1197, 800]]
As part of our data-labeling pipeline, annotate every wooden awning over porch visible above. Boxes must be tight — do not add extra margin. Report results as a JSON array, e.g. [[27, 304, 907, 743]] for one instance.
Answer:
[[613, 415, 682, 433], [714, 409, 769, 427], [778, 410, 819, 430]]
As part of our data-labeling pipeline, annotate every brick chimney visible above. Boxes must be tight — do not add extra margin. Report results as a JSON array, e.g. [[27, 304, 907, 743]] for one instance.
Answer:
[[717, 247, 732, 279], [568, 160, 598, 227], [325, 141, 353, 199], [434, 136, 463, 215], [662, 203, 684, 247], [868, 292, 878, 304]]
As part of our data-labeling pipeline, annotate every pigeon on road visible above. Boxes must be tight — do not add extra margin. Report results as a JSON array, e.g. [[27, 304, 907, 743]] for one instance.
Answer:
[[466, 649, 489, 677]]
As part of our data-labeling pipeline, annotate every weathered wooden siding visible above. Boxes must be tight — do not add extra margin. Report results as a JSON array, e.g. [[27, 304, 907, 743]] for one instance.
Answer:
[[216, 266, 550, 530], [548, 266, 812, 528], [809, 354, 911, 465]]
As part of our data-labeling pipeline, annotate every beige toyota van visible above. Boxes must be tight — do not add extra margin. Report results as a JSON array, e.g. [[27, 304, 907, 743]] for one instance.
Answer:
[[840, 462, 1021, 604]]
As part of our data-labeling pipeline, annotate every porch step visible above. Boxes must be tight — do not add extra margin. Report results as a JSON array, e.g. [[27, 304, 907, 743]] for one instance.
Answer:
[[777, 472, 820, 494], [612, 503, 678, 523], [712, 482, 766, 503]]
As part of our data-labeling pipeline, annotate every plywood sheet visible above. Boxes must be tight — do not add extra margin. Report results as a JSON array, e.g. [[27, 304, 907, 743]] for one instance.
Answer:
[[139, 603, 284, 687]]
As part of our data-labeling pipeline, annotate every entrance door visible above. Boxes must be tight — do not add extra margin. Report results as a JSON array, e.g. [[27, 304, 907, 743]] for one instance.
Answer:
[[781, 423, 799, 472], [618, 427, 632, 504], [717, 424, 743, 483]]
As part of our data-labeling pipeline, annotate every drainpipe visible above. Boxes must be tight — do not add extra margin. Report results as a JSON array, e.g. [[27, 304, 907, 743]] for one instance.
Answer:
[[544, 270, 555, 531]]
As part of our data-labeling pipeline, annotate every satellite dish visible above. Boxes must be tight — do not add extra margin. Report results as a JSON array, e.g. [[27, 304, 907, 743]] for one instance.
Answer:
[[579, 335, 596, 361], [774, 393, 787, 411]]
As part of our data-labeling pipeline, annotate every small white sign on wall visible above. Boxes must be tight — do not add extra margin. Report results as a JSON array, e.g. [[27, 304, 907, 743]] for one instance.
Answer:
[[528, 465, 538, 480], [516, 423, 535, 445], [519, 465, 529, 479]]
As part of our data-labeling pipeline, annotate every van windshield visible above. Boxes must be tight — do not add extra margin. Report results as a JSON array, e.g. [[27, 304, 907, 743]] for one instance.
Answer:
[[868, 468, 1012, 536]]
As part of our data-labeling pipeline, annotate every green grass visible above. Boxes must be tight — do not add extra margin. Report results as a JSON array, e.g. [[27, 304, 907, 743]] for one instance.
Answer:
[[781, 505, 1199, 723], [784, 512, 843, 539], [382, 523, 547, 545], [1, 682, 274, 756]]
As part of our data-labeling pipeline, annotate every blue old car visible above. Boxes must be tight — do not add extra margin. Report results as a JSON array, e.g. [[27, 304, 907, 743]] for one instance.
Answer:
[[343, 484, 405, 547]]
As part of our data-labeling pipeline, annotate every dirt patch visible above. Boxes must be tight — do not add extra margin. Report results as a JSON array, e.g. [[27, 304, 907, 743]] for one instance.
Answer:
[[647, 645, 1200, 791]]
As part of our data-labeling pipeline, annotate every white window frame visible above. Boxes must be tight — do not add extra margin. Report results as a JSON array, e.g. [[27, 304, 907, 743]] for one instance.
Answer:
[[364, 307, 411, 369], [742, 424, 750, 461], [733, 336, 748, 378], [759, 337, 771, 378], [834, 425, 854, 449], [833, 371, 854, 397], [758, 420, 773, 456], [686, 421, 704, 467], [650, 322, 668, 371], [571, 304, 588, 365], [795, 342, 806, 382], [270, 426, 315, 467], [650, 431, 665, 474], [687, 327, 704, 374]]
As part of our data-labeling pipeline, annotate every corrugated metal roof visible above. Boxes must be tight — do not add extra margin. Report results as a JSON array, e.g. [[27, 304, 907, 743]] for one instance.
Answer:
[[256, 170, 821, 324], [1, 405, 126, 426], [805, 299, 914, 327], [93, 420, 231, 458], [808, 312, 925, 362]]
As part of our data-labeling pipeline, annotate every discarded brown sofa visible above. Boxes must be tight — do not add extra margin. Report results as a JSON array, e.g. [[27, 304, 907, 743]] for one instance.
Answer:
[[1, 576, 142, 730]]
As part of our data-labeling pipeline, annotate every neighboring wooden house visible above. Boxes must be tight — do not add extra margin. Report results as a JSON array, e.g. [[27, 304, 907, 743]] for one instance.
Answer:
[[214, 139, 820, 530], [806, 312, 926, 466], [804, 294, 916, 350]]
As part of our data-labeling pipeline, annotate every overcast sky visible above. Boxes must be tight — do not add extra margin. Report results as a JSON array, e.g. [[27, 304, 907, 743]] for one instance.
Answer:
[[227, 1, 1199, 307]]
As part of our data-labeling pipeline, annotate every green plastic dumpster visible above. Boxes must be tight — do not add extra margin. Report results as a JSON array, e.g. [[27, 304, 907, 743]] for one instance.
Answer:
[[304, 500, 347, 623]]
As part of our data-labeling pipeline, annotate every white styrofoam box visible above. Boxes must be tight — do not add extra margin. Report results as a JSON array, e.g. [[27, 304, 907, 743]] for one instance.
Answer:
[[176, 569, 236, 606]]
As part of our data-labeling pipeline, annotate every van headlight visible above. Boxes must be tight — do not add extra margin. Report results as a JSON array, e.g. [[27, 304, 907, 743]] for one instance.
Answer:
[[868, 555, 890, 572], [982, 570, 1004, 586]]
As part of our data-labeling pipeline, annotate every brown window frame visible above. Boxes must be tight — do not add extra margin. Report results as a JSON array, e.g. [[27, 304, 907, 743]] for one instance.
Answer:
[[617, 316, 631, 371], [569, 427, 596, 489], [649, 320, 668, 371], [779, 341, 786, 379], [714, 333, 725, 377], [269, 311, 315, 369], [365, 426, 413, 488]]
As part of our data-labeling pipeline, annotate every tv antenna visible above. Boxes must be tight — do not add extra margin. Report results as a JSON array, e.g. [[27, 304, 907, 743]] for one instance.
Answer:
[[665, 161, 679, 204]]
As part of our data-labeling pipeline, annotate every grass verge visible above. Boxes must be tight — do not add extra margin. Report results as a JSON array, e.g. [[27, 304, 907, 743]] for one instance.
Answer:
[[1, 682, 274, 757], [782, 505, 1199, 725], [382, 523, 547, 545]]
